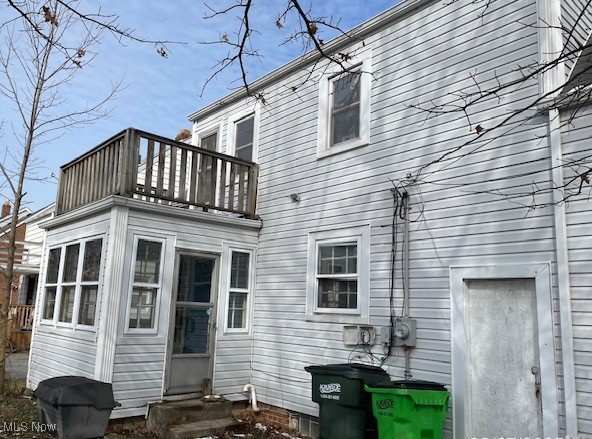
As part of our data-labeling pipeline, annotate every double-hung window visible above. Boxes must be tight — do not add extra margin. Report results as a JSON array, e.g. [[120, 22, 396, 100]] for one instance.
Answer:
[[317, 49, 372, 158], [330, 71, 361, 146], [226, 250, 252, 331], [234, 115, 254, 161], [42, 237, 103, 328], [317, 243, 358, 310], [227, 108, 259, 163], [128, 238, 164, 331], [307, 226, 370, 322]]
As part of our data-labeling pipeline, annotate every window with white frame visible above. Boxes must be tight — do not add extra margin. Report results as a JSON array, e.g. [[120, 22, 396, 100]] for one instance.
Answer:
[[317, 50, 372, 158], [198, 129, 218, 205], [226, 250, 252, 331], [42, 237, 103, 328], [307, 226, 370, 321], [227, 108, 259, 162], [234, 115, 254, 161], [128, 238, 164, 330]]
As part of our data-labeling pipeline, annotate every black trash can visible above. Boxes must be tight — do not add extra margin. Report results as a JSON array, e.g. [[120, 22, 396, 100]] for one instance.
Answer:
[[305, 363, 390, 439], [34, 376, 117, 439]]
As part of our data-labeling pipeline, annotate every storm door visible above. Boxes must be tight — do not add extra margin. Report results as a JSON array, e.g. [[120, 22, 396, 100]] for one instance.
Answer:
[[165, 253, 218, 395]]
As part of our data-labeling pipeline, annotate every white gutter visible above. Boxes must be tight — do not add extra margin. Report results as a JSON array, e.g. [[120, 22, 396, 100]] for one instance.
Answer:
[[188, 0, 433, 121], [539, 0, 578, 434]]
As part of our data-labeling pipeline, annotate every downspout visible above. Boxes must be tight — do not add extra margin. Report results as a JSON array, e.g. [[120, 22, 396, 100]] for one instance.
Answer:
[[549, 108, 578, 436]]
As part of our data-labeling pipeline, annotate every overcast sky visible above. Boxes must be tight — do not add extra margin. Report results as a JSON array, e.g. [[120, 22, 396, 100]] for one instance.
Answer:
[[1, 1, 398, 211]]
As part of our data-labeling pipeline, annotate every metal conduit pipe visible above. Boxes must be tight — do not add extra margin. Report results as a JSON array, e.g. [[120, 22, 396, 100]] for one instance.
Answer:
[[243, 383, 261, 412]]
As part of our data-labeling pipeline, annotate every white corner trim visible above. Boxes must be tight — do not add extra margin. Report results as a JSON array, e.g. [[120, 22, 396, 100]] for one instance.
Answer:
[[94, 205, 129, 382], [548, 107, 578, 436], [536, 0, 565, 99], [450, 264, 559, 439]]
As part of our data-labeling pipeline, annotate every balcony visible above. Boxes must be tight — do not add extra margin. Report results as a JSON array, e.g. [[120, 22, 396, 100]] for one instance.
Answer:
[[56, 128, 259, 218]]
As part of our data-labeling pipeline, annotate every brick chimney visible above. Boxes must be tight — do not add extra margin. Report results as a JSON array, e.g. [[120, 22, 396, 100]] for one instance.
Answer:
[[1, 201, 10, 218]]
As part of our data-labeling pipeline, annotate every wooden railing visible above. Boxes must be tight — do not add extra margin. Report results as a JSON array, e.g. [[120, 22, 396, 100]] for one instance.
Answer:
[[10, 305, 34, 330], [0, 240, 43, 268], [56, 128, 259, 218]]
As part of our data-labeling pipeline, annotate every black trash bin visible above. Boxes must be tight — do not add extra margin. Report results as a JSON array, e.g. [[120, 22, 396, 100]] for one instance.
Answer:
[[305, 363, 390, 439], [35, 376, 117, 439]]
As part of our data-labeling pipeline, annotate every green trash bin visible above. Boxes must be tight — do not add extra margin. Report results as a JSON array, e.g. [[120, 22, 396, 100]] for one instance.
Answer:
[[365, 380, 450, 439], [305, 363, 390, 439]]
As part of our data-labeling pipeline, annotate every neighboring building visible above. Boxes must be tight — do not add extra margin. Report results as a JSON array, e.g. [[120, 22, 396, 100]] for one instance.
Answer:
[[0, 202, 54, 349], [27, 0, 592, 437]]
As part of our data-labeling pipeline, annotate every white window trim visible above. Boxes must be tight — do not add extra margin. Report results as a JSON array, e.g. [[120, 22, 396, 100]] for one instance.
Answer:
[[226, 106, 260, 162], [317, 48, 372, 159], [124, 235, 167, 335], [306, 225, 370, 323], [220, 243, 256, 335], [195, 122, 222, 152], [39, 235, 105, 331]]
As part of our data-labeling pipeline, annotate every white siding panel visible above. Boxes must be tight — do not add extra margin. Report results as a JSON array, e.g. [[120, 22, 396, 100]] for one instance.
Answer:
[[562, 103, 592, 435]]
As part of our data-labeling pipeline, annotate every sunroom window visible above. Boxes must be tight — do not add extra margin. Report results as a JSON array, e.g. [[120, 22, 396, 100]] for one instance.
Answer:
[[42, 237, 103, 328], [128, 239, 163, 330], [227, 251, 251, 330]]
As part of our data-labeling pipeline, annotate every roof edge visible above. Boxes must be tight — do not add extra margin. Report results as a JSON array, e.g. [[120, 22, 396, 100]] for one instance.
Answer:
[[188, 0, 431, 122]]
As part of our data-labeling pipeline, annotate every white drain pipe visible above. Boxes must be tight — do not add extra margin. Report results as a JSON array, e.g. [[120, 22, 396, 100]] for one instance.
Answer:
[[243, 383, 261, 412]]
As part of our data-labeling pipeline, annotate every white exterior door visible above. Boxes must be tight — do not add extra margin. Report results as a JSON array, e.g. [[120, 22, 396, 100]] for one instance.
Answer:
[[464, 279, 542, 436], [450, 265, 558, 439]]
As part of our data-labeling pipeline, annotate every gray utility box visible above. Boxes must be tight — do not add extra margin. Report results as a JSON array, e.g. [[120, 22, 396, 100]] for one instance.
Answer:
[[35, 376, 117, 439]]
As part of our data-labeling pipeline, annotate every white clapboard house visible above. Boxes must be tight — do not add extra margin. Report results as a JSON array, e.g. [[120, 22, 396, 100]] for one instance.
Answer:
[[28, 0, 592, 437]]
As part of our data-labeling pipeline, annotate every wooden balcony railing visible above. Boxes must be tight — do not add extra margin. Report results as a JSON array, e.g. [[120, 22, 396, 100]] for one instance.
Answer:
[[10, 305, 34, 330], [56, 128, 259, 218], [0, 239, 43, 268]]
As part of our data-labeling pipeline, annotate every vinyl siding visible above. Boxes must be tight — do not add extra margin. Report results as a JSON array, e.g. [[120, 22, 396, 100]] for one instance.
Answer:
[[192, 0, 563, 432], [561, 103, 592, 435], [28, 211, 111, 390]]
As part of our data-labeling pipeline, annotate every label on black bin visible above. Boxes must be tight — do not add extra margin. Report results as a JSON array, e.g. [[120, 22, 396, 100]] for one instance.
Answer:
[[319, 383, 341, 400]]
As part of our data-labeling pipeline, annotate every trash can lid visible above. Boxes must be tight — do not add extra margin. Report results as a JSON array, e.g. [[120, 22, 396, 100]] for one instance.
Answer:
[[371, 380, 447, 391], [34, 376, 116, 409], [305, 363, 388, 376]]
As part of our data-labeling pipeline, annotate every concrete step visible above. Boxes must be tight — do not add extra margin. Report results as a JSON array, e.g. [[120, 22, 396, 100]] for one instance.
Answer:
[[147, 398, 233, 436], [167, 417, 245, 439]]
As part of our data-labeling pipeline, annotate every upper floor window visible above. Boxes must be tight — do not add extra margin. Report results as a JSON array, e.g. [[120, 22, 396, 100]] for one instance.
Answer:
[[235, 115, 254, 161], [227, 108, 259, 162], [41, 237, 104, 329], [330, 71, 361, 146], [317, 49, 372, 159]]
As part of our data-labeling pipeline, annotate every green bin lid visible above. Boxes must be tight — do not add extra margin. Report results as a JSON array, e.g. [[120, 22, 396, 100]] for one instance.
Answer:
[[370, 380, 447, 391]]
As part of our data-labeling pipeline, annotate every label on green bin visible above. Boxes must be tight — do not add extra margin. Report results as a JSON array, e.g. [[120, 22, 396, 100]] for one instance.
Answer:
[[319, 383, 342, 400], [375, 398, 395, 417]]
